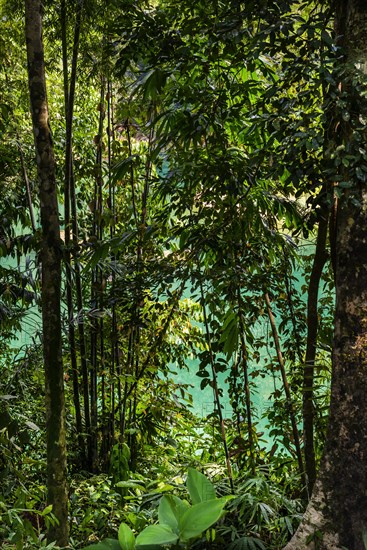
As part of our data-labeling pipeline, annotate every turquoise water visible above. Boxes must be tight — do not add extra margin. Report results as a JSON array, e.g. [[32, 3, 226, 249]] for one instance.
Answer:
[[170, 252, 316, 443], [172, 314, 278, 438], [0, 251, 41, 354], [2, 247, 308, 447], [165, 281, 285, 440]]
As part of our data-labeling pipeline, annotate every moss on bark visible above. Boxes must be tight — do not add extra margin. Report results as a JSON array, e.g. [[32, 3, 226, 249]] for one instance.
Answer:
[[25, 0, 68, 546], [285, 1, 367, 547]]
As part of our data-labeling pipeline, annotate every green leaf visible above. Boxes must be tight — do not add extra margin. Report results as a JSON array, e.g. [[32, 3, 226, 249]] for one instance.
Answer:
[[85, 241, 110, 271], [81, 539, 122, 550], [222, 324, 239, 358], [219, 310, 239, 358], [186, 468, 215, 504], [321, 29, 333, 45], [41, 505, 53, 516], [139, 68, 167, 100], [118, 523, 135, 550], [25, 421, 40, 431], [115, 481, 144, 489], [158, 495, 189, 531], [121, 443, 131, 459], [179, 498, 228, 541], [136, 524, 178, 549], [221, 309, 236, 331], [113, 155, 140, 180]]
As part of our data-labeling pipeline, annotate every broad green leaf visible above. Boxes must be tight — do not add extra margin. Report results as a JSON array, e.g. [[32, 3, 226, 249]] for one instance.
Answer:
[[40, 505, 53, 516], [136, 524, 178, 548], [186, 468, 215, 504], [179, 498, 227, 541], [158, 495, 189, 531], [121, 443, 131, 459], [219, 310, 239, 358], [222, 323, 239, 358], [118, 523, 135, 550], [221, 309, 236, 331], [81, 538, 121, 550]]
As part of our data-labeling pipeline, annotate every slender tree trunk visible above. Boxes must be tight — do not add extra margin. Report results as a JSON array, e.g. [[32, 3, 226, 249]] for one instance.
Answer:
[[25, 0, 68, 545], [60, 0, 89, 467], [303, 213, 329, 496], [89, 78, 106, 471], [61, 0, 93, 469], [284, 1, 367, 548], [264, 292, 305, 487], [199, 276, 234, 492], [237, 290, 255, 475], [107, 79, 117, 447]]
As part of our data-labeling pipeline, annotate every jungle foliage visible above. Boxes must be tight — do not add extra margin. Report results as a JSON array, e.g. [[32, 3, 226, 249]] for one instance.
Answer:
[[0, 0, 342, 548]]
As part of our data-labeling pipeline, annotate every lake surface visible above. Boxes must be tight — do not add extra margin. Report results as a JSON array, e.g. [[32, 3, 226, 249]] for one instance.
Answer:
[[2, 248, 310, 450]]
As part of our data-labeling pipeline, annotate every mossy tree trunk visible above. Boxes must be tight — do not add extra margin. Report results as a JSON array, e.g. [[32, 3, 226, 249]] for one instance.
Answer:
[[25, 0, 68, 545], [285, 1, 367, 548]]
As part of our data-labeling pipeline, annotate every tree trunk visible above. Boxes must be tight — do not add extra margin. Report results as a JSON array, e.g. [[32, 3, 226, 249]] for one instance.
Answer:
[[25, 0, 68, 545], [264, 292, 305, 485], [237, 289, 255, 475], [303, 212, 329, 497], [284, 1, 367, 548]]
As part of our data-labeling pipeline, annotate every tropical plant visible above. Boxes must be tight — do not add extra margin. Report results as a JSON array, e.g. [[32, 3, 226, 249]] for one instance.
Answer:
[[225, 472, 303, 549], [81, 468, 231, 550]]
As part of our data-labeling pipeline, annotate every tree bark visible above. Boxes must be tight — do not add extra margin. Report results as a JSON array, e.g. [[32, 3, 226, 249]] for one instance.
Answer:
[[25, 0, 68, 545], [284, 1, 367, 548]]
